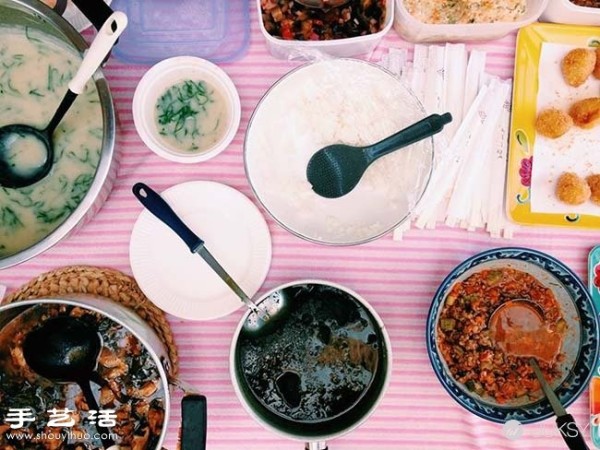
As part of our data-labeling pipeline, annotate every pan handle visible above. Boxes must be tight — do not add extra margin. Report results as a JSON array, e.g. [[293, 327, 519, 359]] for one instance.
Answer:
[[43, 0, 68, 15], [181, 394, 207, 450], [306, 442, 328, 450], [70, 0, 115, 33]]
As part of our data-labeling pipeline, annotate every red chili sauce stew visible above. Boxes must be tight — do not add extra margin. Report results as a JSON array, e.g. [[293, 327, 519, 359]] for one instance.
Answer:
[[437, 268, 567, 403]]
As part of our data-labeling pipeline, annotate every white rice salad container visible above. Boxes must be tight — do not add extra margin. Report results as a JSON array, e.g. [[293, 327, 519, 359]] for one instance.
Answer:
[[394, 0, 548, 43]]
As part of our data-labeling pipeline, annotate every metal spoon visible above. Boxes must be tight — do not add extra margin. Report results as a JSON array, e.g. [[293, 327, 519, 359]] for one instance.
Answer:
[[530, 358, 589, 450], [0, 11, 127, 189], [488, 299, 562, 364], [23, 316, 119, 450], [306, 112, 452, 199], [295, 0, 350, 9], [132, 182, 284, 336], [488, 301, 588, 449]]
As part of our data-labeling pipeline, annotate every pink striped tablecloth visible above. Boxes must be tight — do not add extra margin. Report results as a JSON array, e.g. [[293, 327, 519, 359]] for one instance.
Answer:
[[3, 5, 600, 450]]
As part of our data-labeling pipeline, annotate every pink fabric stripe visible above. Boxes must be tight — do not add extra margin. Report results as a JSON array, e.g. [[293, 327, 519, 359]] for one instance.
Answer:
[[0, 4, 592, 449]]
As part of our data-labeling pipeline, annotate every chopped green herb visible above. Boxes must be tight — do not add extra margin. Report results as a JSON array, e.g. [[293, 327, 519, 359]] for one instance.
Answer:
[[0, 206, 23, 230], [35, 206, 70, 224], [70, 174, 94, 205], [155, 79, 218, 151]]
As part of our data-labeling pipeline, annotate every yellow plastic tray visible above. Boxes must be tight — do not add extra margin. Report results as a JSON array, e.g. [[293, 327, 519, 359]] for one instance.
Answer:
[[507, 23, 600, 228]]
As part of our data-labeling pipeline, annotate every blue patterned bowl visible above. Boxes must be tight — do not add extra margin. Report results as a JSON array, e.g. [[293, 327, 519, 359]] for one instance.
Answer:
[[427, 247, 599, 424]]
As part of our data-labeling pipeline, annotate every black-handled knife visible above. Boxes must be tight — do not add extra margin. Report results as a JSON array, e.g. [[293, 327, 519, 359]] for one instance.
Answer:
[[131, 182, 256, 310]]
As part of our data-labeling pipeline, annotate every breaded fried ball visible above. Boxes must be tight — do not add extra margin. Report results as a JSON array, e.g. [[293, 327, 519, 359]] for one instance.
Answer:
[[594, 47, 600, 79], [587, 174, 600, 205], [561, 48, 596, 87], [535, 108, 573, 138], [556, 172, 591, 205], [569, 97, 600, 129]]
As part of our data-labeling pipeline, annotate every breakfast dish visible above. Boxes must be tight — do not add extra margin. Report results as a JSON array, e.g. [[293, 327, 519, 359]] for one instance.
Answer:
[[556, 172, 591, 205], [587, 175, 600, 204], [402, 0, 527, 24], [535, 108, 573, 138], [428, 248, 599, 424], [245, 59, 433, 245], [154, 79, 228, 154], [561, 48, 596, 87], [260, 0, 387, 40], [0, 303, 165, 450], [569, 97, 600, 128], [437, 267, 565, 404], [507, 24, 600, 226], [0, 26, 103, 258], [570, 0, 600, 6]]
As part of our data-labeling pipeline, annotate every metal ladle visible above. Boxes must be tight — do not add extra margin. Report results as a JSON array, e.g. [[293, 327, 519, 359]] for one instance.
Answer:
[[489, 300, 588, 450], [306, 113, 452, 199], [295, 0, 350, 8], [0, 11, 127, 189], [22, 316, 119, 450], [488, 299, 559, 363]]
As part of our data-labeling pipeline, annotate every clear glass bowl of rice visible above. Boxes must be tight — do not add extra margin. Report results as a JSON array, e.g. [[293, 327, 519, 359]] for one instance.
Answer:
[[244, 58, 434, 246]]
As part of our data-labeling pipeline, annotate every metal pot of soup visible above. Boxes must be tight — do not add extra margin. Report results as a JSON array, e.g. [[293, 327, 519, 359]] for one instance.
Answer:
[[0, 296, 207, 450], [230, 280, 392, 449], [0, 0, 118, 269]]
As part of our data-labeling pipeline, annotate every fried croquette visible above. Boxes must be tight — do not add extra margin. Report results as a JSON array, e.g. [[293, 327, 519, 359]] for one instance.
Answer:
[[561, 48, 596, 87], [569, 97, 600, 129], [556, 172, 591, 205], [587, 174, 600, 205], [594, 47, 600, 79], [535, 108, 573, 138]]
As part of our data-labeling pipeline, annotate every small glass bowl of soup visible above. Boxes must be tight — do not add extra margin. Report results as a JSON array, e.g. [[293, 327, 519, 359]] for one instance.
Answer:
[[133, 56, 241, 163]]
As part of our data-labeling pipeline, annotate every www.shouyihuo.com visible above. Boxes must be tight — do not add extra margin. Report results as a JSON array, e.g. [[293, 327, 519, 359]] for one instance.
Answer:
[[5, 430, 119, 442]]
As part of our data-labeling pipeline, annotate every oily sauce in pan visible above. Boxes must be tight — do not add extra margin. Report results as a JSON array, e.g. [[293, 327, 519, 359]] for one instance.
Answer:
[[0, 304, 165, 450], [237, 284, 382, 423], [437, 268, 567, 404]]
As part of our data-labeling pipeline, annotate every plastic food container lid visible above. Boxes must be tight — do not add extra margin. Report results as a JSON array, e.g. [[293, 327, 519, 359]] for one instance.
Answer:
[[110, 0, 250, 64], [133, 56, 241, 164]]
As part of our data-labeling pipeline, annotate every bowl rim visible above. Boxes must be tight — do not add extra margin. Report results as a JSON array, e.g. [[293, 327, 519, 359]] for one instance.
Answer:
[[426, 246, 600, 424]]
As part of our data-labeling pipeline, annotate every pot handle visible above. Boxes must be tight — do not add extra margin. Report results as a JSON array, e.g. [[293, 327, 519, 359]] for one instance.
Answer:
[[45, 0, 68, 15], [180, 394, 207, 450], [305, 443, 328, 450], [70, 0, 116, 33]]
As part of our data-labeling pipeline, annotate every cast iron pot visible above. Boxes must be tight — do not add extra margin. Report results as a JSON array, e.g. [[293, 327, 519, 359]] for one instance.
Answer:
[[230, 280, 392, 450], [0, 296, 207, 450], [0, 0, 118, 269]]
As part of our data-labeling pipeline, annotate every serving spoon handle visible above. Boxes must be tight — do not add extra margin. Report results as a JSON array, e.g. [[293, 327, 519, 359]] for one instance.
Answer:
[[365, 113, 452, 162], [45, 11, 128, 134]]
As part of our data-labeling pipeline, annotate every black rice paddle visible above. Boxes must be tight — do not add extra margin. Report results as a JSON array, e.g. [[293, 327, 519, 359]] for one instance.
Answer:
[[306, 112, 452, 199], [23, 316, 119, 450]]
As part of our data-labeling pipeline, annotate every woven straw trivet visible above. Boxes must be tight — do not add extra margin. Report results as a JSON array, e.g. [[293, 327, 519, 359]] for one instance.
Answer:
[[3, 265, 179, 377]]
